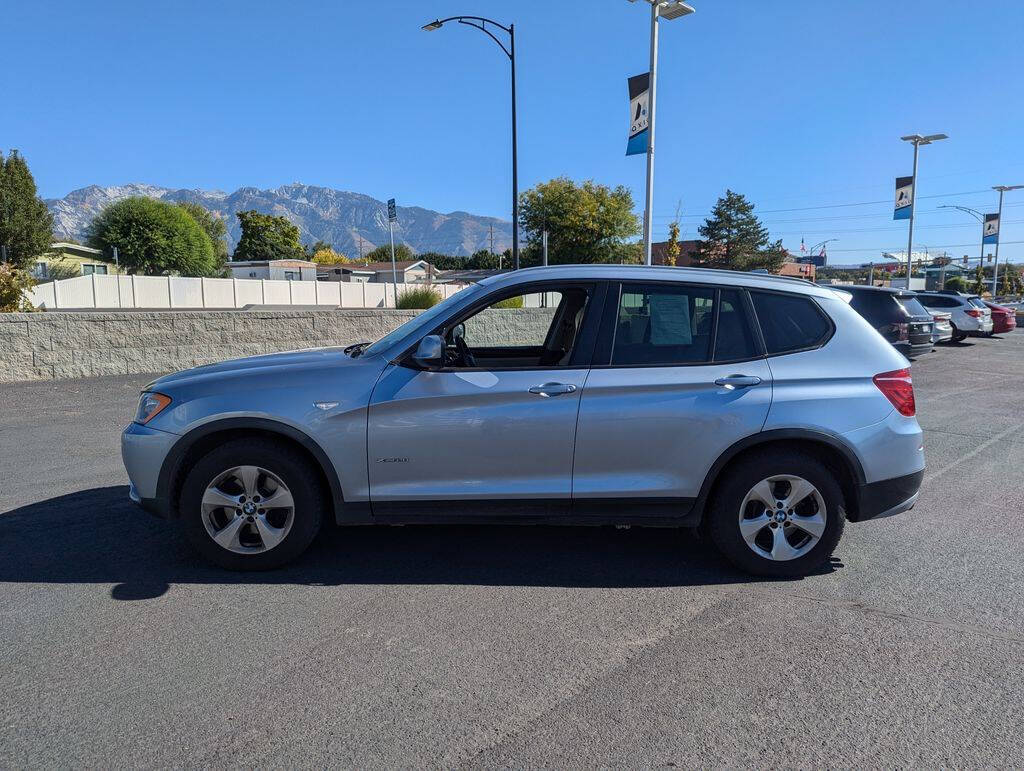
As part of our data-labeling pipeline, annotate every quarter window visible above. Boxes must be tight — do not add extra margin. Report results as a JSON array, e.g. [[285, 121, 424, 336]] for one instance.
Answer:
[[751, 291, 831, 354]]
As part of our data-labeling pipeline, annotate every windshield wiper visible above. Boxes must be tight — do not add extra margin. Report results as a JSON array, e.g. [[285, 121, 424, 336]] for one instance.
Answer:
[[344, 341, 371, 358]]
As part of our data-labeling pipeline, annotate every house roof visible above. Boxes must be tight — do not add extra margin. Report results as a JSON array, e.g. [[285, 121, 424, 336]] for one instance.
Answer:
[[228, 259, 317, 267], [322, 260, 431, 273], [50, 242, 103, 256]]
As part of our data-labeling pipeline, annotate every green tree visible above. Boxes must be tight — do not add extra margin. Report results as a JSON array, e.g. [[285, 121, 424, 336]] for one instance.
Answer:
[[174, 202, 229, 265], [233, 210, 304, 261], [665, 222, 681, 267], [0, 150, 54, 270], [86, 197, 217, 276], [362, 242, 413, 264], [417, 251, 462, 270], [466, 249, 501, 270], [944, 275, 968, 292], [697, 190, 784, 272], [518, 177, 640, 264]]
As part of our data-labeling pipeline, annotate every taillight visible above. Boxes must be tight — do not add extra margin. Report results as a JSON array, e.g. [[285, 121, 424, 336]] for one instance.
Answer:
[[890, 322, 909, 340], [965, 309, 982, 318], [874, 368, 915, 417], [932, 314, 945, 322]]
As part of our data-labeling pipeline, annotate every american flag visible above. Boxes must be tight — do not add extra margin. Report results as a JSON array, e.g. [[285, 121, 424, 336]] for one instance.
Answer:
[[800, 238, 806, 253]]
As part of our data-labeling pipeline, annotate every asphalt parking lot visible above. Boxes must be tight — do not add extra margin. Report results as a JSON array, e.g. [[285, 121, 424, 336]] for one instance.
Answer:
[[2, 332, 1023, 767]]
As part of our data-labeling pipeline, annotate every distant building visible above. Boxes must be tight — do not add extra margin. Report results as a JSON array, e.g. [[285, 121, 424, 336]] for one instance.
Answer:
[[32, 243, 123, 280], [317, 259, 438, 284], [227, 259, 318, 281]]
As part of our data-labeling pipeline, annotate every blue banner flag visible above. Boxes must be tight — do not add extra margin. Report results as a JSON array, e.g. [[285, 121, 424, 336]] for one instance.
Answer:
[[894, 176, 913, 220], [626, 73, 650, 156], [983, 213, 999, 244]]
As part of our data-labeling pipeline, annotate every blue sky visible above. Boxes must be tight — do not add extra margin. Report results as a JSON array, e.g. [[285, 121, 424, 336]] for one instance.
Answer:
[[4, 0, 1024, 264]]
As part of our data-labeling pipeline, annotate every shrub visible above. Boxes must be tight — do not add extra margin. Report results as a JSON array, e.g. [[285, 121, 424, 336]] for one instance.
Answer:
[[0, 264, 36, 312], [396, 286, 442, 309], [492, 295, 524, 309], [944, 276, 968, 292]]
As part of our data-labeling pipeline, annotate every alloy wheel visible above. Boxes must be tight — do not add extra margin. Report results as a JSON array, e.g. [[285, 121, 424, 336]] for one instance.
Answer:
[[737, 474, 827, 561], [201, 465, 295, 554]]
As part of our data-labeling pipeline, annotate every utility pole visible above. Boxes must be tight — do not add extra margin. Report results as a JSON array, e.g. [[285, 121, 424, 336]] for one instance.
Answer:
[[387, 199, 399, 306], [542, 230, 549, 267], [489, 224, 494, 256], [868, 262, 874, 285], [357, 235, 364, 264]]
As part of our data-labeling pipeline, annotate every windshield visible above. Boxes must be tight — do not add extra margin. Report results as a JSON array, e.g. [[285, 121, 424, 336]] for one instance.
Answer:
[[968, 296, 987, 309], [361, 283, 486, 357], [897, 297, 929, 317]]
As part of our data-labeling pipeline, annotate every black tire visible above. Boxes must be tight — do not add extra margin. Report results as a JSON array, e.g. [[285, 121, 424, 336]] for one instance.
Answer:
[[951, 326, 967, 343], [706, 450, 845, 578], [179, 438, 326, 570]]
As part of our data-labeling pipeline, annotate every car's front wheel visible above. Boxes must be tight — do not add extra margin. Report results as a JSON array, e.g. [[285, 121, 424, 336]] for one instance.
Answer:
[[707, 450, 845, 577], [179, 439, 325, 570]]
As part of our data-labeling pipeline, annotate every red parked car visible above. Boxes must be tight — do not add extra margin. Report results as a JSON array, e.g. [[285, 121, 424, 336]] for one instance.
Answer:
[[984, 302, 1018, 334]]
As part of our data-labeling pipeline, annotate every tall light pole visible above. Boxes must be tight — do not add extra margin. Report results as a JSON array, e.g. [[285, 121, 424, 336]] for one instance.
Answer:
[[627, 0, 695, 265], [423, 16, 519, 270], [992, 185, 1024, 296], [899, 133, 947, 286]]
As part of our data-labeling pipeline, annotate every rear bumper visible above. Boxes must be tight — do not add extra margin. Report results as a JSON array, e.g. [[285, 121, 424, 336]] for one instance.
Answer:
[[894, 340, 933, 357], [853, 469, 924, 521]]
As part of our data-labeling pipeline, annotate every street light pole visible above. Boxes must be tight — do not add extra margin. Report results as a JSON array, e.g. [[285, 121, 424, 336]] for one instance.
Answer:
[[900, 133, 947, 287], [643, 2, 659, 266], [938, 205, 984, 281], [627, 0, 694, 265], [992, 185, 1024, 296], [423, 15, 519, 270]]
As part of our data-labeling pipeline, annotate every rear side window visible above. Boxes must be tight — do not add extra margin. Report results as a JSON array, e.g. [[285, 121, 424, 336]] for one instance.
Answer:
[[751, 291, 831, 354], [714, 289, 757, 361], [611, 283, 715, 365], [968, 297, 987, 309], [897, 297, 929, 317], [918, 294, 957, 308]]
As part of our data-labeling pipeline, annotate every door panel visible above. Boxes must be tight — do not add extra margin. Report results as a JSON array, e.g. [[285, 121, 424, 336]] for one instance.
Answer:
[[367, 363, 587, 504], [572, 359, 773, 500]]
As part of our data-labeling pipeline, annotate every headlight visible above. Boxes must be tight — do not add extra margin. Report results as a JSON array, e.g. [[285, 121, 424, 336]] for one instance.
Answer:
[[135, 392, 172, 425]]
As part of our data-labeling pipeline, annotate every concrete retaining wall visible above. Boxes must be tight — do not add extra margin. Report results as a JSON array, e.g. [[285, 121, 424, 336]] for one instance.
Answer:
[[0, 308, 558, 383]]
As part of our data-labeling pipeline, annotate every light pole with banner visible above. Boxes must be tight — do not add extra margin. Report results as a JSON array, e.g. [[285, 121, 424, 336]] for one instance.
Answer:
[[626, 0, 695, 265], [387, 198, 399, 306], [423, 15, 519, 270], [897, 133, 947, 285], [992, 185, 1024, 296]]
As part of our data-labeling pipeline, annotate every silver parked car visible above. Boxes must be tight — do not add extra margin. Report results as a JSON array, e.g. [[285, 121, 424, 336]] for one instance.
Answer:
[[122, 265, 925, 577]]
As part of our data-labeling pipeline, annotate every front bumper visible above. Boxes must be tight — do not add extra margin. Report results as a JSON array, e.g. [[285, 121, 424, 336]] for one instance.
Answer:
[[122, 422, 179, 517], [854, 470, 924, 521]]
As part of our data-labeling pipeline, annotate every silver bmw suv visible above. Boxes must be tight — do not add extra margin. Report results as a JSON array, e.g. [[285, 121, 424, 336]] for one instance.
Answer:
[[122, 265, 925, 577]]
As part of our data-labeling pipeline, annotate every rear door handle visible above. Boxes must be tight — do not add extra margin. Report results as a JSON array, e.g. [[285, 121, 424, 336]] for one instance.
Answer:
[[528, 382, 578, 397], [714, 375, 762, 389]]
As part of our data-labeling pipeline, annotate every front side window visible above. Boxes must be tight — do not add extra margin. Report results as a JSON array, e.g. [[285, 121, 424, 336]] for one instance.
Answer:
[[751, 291, 831, 354], [897, 297, 929, 317], [611, 283, 716, 365], [444, 285, 593, 369]]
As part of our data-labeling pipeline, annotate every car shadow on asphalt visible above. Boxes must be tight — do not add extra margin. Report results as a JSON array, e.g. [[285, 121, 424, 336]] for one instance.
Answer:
[[0, 486, 842, 600]]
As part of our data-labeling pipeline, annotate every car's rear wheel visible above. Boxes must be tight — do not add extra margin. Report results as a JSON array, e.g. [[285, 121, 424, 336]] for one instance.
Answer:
[[179, 439, 325, 570], [707, 450, 845, 577], [950, 325, 967, 342]]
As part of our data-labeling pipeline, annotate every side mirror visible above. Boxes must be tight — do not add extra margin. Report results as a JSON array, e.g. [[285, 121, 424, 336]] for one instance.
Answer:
[[412, 334, 444, 369]]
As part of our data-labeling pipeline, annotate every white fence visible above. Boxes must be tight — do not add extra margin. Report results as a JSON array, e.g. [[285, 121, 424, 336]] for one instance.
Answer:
[[28, 274, 469, 310]]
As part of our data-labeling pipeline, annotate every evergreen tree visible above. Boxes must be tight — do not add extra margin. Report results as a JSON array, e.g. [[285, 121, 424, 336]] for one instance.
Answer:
[[0, 150, 55, 270], [697, 190, 784, 272]]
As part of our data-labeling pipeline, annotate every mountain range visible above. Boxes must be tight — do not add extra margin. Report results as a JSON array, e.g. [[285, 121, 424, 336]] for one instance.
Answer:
[[45, 183, 513, 258]]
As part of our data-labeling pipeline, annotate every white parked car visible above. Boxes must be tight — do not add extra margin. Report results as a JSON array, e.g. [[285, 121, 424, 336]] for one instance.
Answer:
[[913, 291, 993, 342]]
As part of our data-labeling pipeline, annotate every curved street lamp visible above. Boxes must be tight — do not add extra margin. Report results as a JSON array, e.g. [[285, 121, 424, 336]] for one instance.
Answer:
[[938, 204, 986, 275], [423, 16, 519, 270]]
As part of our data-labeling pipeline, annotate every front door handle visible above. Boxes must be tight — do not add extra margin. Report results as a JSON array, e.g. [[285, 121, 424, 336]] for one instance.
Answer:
[[714, 375, 762, 389], [528, 382, 578, 397]]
